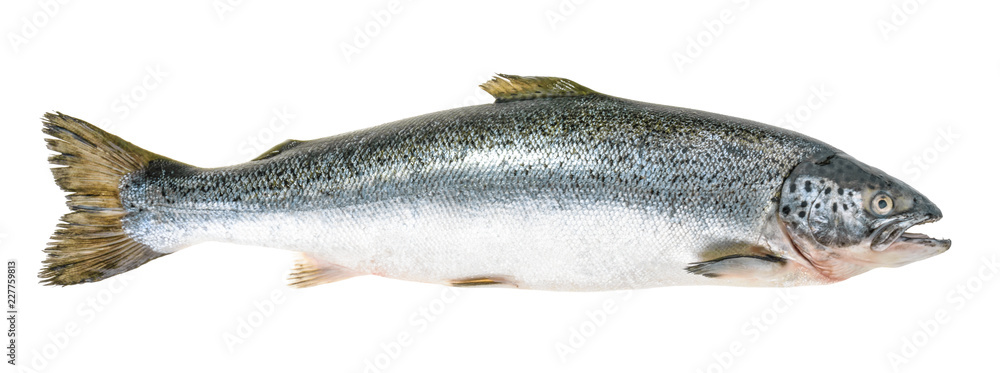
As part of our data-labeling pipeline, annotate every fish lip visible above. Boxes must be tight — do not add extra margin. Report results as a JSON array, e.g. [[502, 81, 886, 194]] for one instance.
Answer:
[[870, 215, 948, 251]]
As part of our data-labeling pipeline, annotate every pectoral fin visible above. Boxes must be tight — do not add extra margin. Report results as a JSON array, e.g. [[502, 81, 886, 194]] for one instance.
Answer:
[[287, 254, 361, 288], [685, 255, 788, 281]]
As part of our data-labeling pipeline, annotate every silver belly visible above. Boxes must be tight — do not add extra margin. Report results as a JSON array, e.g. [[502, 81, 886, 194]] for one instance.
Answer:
[[129, 196, 773, 291]]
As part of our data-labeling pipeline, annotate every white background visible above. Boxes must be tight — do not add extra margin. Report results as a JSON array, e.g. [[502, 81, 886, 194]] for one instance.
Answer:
[[1, 1, 997, 372]]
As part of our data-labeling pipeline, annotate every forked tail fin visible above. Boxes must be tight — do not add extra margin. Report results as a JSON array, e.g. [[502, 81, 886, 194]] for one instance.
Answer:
[[40, 112, 174, 285]]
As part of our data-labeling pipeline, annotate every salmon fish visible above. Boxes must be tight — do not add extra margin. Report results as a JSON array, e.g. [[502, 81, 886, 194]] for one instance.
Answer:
[[40, 74, 950, 290]]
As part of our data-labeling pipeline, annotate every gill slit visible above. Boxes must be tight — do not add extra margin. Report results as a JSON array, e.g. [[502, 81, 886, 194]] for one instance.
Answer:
[[776, 213, 836, 283]]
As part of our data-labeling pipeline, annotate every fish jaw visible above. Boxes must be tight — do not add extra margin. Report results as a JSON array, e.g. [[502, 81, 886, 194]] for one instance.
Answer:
[[780, 214, 950, 282], [861, 215, 951, 268], [868, 197, 944, 250], [876, 232, 951, 268], [862, 193, 949, 266]]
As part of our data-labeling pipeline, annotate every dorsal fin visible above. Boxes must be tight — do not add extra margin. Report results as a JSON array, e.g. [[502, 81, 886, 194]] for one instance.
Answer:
[[479, 74, 596, 103], [252, 139, 304, 161]]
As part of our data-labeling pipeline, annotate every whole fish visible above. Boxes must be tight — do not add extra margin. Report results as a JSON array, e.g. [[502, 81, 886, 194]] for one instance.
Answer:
[[40, 74, 949, 290]]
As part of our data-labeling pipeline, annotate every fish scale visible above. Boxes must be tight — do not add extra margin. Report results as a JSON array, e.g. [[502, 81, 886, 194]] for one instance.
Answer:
[[39, 74, 949, 289]]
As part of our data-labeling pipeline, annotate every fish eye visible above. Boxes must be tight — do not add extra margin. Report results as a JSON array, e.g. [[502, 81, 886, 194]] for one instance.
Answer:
[[871, 193, 894, 215]]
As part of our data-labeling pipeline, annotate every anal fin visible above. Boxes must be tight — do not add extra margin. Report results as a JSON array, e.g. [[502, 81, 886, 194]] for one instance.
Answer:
[[288, 254, 361, 288], [449, 276, 518, 288]]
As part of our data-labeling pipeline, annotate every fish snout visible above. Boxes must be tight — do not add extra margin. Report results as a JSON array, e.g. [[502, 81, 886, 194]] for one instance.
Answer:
[[911, 194, 943, 222]]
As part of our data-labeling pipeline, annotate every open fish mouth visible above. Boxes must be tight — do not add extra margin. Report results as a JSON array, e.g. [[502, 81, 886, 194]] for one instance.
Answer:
[[871, 216, 950, 252], [894, 231, 951, 248]]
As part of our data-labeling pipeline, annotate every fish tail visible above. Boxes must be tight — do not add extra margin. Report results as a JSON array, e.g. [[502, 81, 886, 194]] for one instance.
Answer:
[[40, 112, 174, 286]]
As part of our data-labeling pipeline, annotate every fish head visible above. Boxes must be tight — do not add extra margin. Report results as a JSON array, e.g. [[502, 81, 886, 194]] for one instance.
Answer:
[[777, 154, 950, 281]]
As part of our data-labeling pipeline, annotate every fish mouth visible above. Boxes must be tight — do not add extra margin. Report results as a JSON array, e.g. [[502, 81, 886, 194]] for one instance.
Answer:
[[870, 215, 950, 252]]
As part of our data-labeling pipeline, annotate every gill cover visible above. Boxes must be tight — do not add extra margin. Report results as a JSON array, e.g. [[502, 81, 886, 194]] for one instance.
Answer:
[[778, 153, 939, 251]]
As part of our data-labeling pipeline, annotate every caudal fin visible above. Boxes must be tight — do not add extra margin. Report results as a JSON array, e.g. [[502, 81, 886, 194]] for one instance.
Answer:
[[40, 112, 170, 285]]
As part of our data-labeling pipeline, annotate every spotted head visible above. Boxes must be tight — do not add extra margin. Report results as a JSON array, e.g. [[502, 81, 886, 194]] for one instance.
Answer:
[[777, 154, 949, 282]]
